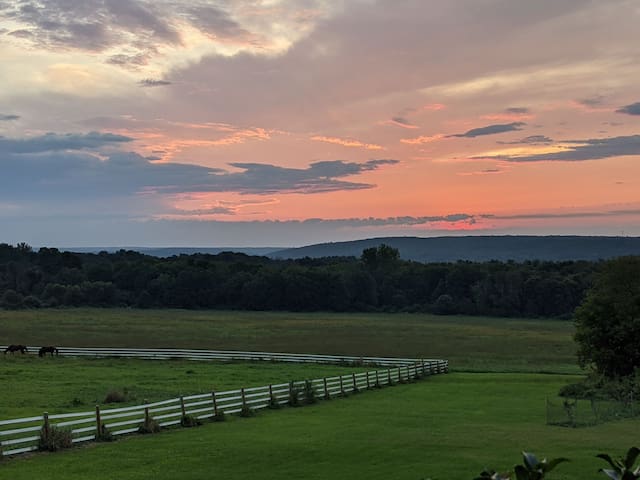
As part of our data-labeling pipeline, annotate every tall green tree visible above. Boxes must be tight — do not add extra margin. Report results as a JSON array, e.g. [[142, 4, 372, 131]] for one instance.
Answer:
[[574, 256, 640, 377]]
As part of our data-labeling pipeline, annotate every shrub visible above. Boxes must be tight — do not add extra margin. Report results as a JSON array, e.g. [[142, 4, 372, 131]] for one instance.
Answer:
[[597, 446, 640, 480], [303, 380, 317, 405], [212, 411, 226, 422], [97, 424, 114, 442], [180, 414, 202, 427], [268, 394, 281, 409], [138, 417, 161, 434], [240, 405, 255, 418], [103, 389, 129, 404], [289, 385, 301, 407], [38, 425, 73, 452]]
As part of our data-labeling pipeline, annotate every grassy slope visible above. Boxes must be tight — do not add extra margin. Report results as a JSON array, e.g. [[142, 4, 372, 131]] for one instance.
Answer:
[[2, 373, 637, 480], [0, 308, 578, 373]]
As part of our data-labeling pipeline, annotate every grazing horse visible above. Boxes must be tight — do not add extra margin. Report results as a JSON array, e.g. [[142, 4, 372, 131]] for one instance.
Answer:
[[38, 346, 59, 357], [4, 344, 28, 354]]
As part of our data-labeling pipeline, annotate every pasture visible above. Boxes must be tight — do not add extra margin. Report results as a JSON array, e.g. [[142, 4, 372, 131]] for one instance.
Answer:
[[0, 308, 579, 373], [1, 308, 623, 479]]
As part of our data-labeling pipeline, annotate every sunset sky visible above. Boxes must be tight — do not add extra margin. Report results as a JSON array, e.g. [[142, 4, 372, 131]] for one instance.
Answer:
[[1, 0, 639, 247]]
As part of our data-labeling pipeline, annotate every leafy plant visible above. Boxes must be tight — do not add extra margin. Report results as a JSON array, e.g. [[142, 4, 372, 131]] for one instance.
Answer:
[[138, 416, 161, 434], [597, 447, 640, 480], [303, 380, 317, 405], [514, 452, 568, 480], [240, 405, 255, 417], [38, 425, 73, 452], [180, 414, 202, 427], [268, 394, 281, 409], [212, 411, 226, 422], [96, 424, 115, 442]]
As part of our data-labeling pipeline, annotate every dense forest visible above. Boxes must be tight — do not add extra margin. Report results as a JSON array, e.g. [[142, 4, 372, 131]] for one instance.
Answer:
[[0, 242, 602, 318]]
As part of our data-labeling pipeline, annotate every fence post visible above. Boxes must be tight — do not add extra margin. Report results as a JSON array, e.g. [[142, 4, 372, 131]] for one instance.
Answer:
[[352, 372, 357, 392], [43, 412, 50, 443], [421, 359, 426, 376], [398, 367, 402, 383], [375, 370, 380, 387], [212, 391, 218, 417], [339, 375, 344, 396], [180, 395, 186, 417], [95, 405, 102, 437], [405, 365, 410, 381], [387, 369, 392, 385], [144, 406, 150, 426], [268, 384, 274, 404], [241, 388, 247, 409], [323, 377, 329, 399], [366, 371, 371, 389]]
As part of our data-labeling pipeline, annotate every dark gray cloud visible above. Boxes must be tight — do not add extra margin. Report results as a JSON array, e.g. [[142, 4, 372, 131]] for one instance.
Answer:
[[391, 116, 415, 127], [448, 122, 526, 138], [577, 95, 606, 107], [0, 150, 399, 200], [139, 79, 172, 87], [0, 0, 254, 63], [483, 207, 640, 221], [0, 114, 20, 121], [0, 132, 133, 154], [505, 107, 530, 114], [477, 134, 640, 162], [498, 135, 553, 145], [616, 102, 640, 116]]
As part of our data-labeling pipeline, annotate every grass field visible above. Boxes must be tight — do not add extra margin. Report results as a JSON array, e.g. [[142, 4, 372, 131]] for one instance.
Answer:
[[0, 308, 579, 373], [0, 356, 368, 418], [1, 308, 617, 479], [1, 373, 637, 480]]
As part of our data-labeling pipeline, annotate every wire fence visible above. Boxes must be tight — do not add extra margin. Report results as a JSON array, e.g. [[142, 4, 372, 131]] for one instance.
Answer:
[[546, 396, 639, 427], [0, 347, 448, 457]]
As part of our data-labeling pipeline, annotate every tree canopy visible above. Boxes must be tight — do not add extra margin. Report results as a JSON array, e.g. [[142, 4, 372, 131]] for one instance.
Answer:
[[574, 256, 640, 377]]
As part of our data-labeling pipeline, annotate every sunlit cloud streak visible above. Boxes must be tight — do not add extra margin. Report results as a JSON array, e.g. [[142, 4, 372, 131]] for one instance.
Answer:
[[139, 79, 172, 87], [311, 135, 384, 150], [475, 135, 640, 162]]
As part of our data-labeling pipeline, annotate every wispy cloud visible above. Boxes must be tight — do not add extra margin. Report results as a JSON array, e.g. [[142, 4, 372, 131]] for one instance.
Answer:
[[311, 135, 384, 150], [0, 114, 20, 121], [139, 79, 172, 87], [498, 135, 553, 145], [476, 134, 640, 162], [448, 122, 526, 138], [616, 102, 640, 116], [385, 116, 419, 129], [0, 132, 133, 154], [400, 134, 444, 145]]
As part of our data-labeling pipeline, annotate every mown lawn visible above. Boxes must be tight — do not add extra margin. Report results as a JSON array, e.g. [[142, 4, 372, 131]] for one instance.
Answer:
[[0, 308, 578, 373], [1, 373, 636, 480]]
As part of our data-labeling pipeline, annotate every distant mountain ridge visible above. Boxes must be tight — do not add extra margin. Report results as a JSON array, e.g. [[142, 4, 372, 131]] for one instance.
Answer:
[[269, 236, 640, 262]]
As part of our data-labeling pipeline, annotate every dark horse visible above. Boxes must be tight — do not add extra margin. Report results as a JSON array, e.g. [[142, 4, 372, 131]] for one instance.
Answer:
[[4, 344, 28, 354], [38, 346, 59, 357]]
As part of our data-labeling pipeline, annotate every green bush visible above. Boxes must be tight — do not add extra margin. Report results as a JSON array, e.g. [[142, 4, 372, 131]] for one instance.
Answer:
[[38, 425, 73, 452], [104, 389, 130, 404], [240, 405, 255, 418], [138, 416, 161, 434], [303, 380, 317, 405], [212, 411, 226, 422], [96, 424, 115, 442], [180, 414, 202, 427], [268, 394, 281, 409]]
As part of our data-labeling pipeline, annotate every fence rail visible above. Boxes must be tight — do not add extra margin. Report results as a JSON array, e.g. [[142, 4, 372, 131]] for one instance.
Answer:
[[0, 347, 448, 457]]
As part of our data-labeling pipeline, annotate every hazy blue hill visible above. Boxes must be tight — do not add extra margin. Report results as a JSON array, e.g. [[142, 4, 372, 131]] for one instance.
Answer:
[[270, 236, 640, 262]]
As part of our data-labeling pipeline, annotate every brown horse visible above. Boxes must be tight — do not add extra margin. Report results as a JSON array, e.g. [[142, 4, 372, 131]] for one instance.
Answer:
[[38, 346, 59, 357], [4, 344, 28, 354]]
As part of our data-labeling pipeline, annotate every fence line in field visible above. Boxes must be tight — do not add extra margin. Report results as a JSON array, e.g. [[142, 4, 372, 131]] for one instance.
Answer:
[[0, 347, 448, 457]]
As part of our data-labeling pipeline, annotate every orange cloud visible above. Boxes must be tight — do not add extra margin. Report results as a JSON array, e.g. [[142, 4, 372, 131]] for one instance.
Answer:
[[311, 135, 383, 150], [400, 134, 445, 145], [423, 103, 446, 111]]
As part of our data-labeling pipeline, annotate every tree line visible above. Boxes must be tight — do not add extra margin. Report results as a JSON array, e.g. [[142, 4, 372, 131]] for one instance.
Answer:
[[0, 242, 601, 317]]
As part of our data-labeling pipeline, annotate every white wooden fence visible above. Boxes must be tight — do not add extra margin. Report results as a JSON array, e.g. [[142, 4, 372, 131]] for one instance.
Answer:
[[0, 347, 448, 457]]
